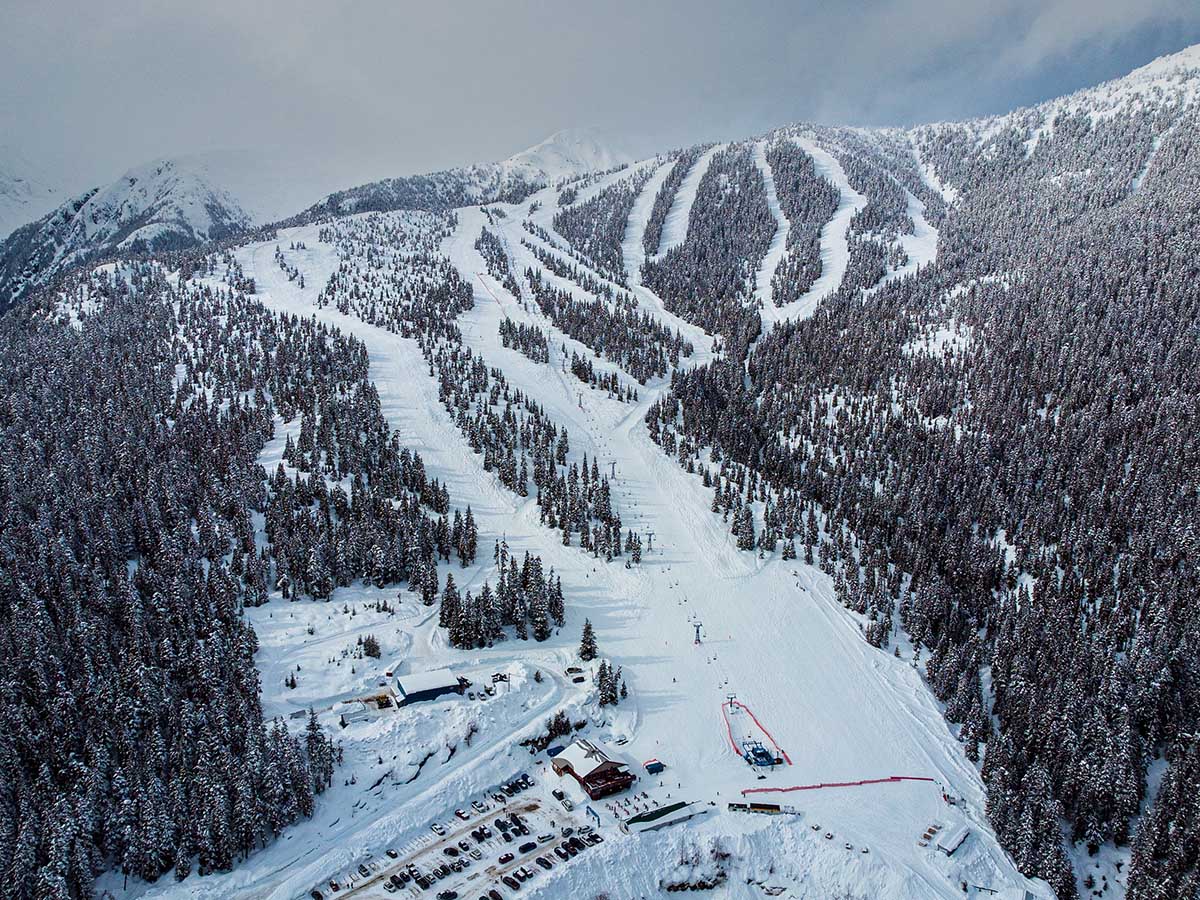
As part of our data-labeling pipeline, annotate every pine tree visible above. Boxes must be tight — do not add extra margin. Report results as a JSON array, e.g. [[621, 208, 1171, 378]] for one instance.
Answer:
[[579, 619, 598, 661]]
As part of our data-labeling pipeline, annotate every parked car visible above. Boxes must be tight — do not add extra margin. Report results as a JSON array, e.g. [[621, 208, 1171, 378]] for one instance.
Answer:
[[358, 864, 371, 877], [437, 892, 459, 900], [386, 848, 399, 858], [498, 852, 514, 864], [488, 891, 503, 900], [518, 841, 537, 854], [578, 825, 592, 835], [551, 789, 565, 801], [519, 775, 533, 788], [554, 846, 569, 861], [563, 842, 577, 857], [311, 891, 324, 900], [442, 846, 459, 857], [502, 876, 520, 890], [537, 833, 553, 843], [455, 809, 470, 820], [559, 798, 574, 811], [383, 884, 397, 894], [492, 792, 506, 804], [328, 880, 341, 893], [495, 817, 510, 831], [536, 857, 553, 870], [568, 837, 585, 852], [501, 831, 513, 843], [472, 800, 487, 813], [431, 823, 446, 835], [585, 833, 603, 845], [514, 868, 528, 882], [390, 874, 405, 887], [561, 826, 574, 837]]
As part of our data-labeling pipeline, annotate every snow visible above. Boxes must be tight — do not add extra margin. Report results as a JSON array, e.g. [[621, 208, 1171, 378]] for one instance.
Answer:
[[752, 141, 790, 306], [654, 143, 723, 258], [169, 149, 353, 224], [759, 136, 866, 325], [914, 42, 1200, 161], [168, 214, 1037, 898], [0, 144, 65, 239], [869, 188, 938, 292], [101, 178, 1039, 899], [498, 127, 633, 185], [551, 738, 626, 778], [620, 157, 674, 278], [909, 134, 959, 206], [397, 668, 461, 696]]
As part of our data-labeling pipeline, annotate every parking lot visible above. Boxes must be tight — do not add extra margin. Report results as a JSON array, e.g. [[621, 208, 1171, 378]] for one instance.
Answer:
[[313, 772, 607, 900]]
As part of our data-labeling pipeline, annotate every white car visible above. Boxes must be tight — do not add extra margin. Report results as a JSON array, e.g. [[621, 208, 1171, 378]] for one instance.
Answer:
[[560, 798, 574, 811], [431, 823, 446, 836]]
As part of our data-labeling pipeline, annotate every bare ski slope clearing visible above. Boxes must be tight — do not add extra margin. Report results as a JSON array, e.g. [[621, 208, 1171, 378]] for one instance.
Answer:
[[752, 140, 790, 306], [654, 143, 723, 257], [759, 136, 866, 326], [108, 203, 1036, 899]]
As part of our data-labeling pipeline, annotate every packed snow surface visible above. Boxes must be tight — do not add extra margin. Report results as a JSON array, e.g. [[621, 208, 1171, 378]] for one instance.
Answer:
[[759, 136, 867, 325], [654, 143, 723, 257], [103, 178, 1043, 898], [752, 141, 791, 306]]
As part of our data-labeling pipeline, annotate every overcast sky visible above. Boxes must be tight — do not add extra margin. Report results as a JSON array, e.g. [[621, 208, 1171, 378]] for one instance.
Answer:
[[3, 0, 1200, 194]]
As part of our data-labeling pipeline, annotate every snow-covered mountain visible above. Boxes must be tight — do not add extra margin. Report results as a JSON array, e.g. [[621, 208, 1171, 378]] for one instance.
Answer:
[[8, 38, 1200, 900], [0, 129, 629, 311], [290, 127, 632, 222], [0, 146, 64, 241], [0, 156, 252, 312], [494, 126, 633, 184]]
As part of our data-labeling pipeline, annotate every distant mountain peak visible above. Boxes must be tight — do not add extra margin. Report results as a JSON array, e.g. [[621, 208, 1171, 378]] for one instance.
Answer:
[[0, 146, 63, 241], [498, 127, 633, 183]]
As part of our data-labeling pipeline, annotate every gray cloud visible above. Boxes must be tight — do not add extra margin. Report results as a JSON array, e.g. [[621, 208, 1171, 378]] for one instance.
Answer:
[[2, 0, 1198, 196]]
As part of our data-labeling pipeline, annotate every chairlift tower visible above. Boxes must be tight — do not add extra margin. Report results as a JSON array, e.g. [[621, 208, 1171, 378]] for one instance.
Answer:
[[693, 621, 704, 645]]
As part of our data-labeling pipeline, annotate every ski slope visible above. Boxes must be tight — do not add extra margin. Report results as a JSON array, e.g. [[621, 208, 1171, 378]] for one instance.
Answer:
[[752, 141, 790, 307], [760, 137, 867, 326], [96, 192, 1041, 900], [654, 144, 723, 258]]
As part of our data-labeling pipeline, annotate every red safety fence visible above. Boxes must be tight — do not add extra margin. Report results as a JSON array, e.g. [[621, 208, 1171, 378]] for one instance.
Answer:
[[720, 700, 793, 765], [741, 775, 936, 797]]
